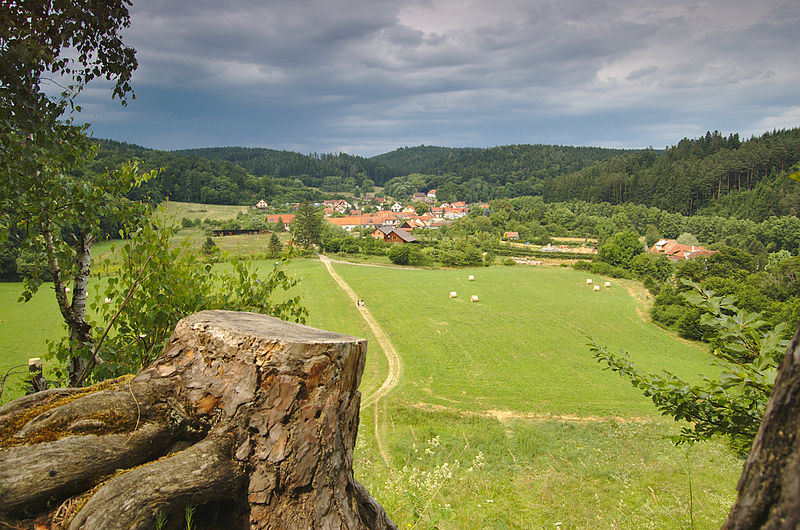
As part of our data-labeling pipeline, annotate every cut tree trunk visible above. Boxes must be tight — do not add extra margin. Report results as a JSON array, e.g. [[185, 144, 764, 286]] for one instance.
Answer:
[[724, 321, 800, 529], [0, 310, 396, 529]]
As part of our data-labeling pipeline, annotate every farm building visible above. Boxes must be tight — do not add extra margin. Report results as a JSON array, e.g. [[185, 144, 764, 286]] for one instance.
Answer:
[[370, 226, 418, 243], [649, 239, 716, 261], [503, 231, 520, 240], [254, 199, 268, 209]]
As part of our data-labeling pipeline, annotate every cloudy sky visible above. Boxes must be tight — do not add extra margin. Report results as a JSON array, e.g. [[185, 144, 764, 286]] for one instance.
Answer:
[[75, 0, 800, 156]]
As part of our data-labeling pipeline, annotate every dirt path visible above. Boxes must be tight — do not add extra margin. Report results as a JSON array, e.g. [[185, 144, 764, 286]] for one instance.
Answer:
[[322, 255, 420, 270], [618, 279, 654, 322], [410, 401, 652, 424], [318, 255, 402, 466]]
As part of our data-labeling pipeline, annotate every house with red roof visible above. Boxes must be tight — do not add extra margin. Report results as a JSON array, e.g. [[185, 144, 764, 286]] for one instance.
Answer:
[[265, 214, 295, 231], [650, 239, 716, 261]]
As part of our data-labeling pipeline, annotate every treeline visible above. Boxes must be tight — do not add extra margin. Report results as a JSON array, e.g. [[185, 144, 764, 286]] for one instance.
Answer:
[[543, 128, 800, 219], [432, 197, 799, 256], [374, 145, 629, 203], [177, 144, 626, 194], [174, 147, 382, 190], [91, 140, 326, 205], [93, 129, 800, 226]]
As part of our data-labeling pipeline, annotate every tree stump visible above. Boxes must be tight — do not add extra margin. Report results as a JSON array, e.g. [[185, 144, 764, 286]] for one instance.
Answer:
[[0, 310, 396, 529]]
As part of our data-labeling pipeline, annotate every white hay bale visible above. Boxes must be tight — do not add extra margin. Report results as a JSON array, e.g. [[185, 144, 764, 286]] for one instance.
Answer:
[[449, 291, 458, 298], [586, 279, 593, 285], [470, 295, 479, 302], [593, 285, 601, 291], [468, 275, 475, 281], [604, 281, 612, 288]]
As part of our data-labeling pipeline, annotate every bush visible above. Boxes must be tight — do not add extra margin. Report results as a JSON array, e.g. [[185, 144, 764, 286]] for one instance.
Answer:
[[388, 244, 412, 265], [596, 230, 643, 267], [676, 306, 708, 340], [502, 257, 516, 266], [572, 261, 591, 271], [388, 244, 427, 266], [588, 261, 632, 279]]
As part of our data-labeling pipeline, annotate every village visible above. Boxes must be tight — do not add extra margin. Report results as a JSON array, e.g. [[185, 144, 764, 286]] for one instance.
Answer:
[[247, 191, 716, 263]]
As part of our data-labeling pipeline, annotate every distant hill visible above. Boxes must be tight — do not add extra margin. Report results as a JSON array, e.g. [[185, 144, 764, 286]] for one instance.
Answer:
[[177, 143, 629, 199], [542, 128, 800, 219], [91, 128, 800, 221], [371, 144, 630, 182], [92, 140, 326, 205]]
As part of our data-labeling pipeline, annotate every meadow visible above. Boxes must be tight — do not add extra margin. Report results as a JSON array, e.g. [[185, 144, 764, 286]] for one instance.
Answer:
[[0, 251, 743, 528], [311, 261, 741, 528], [160, 200, 249, 222]]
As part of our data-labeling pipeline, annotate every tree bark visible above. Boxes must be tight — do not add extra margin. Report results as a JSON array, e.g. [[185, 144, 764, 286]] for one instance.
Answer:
[[0, 310, 395, 529], [724, 321, 800, 529]]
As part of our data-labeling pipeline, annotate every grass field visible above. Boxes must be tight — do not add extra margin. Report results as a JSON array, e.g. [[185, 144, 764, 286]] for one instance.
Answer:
[[161, 200, 249, 222], [0, 284, 64, 399], [334, 264, 713, 416], [309, 260, 741, 528], [0, 256, 742, 528]]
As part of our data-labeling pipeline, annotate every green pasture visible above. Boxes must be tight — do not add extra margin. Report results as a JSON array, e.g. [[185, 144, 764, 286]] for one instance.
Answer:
[[312, 260, 740, 528], [357, 405, 740, 529], [333, 263, 715, 417], [0, 284, 63, 400], [0, 255, 742, 527], [161, 200, 248, 222]]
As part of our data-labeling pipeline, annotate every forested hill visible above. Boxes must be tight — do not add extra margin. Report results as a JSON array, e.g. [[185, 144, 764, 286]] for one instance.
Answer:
[[543, 128, 800, 220], [371, 144, 631, 182], [177, 144, 629, 188], [91, 140, 326, 205], [91, 129, 800, 222]]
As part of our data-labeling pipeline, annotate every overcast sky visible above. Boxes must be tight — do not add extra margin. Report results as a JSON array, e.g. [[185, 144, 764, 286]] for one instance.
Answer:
[[74, 0, 800, 157]]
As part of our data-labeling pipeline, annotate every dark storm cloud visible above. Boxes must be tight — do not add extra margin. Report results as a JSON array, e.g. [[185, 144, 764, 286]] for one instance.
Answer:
[[79, 0, 800, 155]]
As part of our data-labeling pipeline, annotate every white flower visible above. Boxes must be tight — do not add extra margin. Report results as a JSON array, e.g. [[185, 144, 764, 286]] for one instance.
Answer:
[[104, 297, 112, 304]]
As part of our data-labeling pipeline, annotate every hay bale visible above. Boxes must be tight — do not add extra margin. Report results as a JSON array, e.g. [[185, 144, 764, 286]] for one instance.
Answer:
[[449, 291, 457, 298], [586, 279, 593, 285], [604, 281, 611, 288], [593, 285, 601, 291], [468, 275, 475, 281], [470, 295, 479, 302]]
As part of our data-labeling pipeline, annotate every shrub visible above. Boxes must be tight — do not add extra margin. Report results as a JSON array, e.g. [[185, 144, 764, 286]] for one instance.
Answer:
[[388, 244, 412, 265]]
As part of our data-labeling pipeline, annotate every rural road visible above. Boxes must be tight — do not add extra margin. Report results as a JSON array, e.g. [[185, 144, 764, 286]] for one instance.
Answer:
[[318, 254, 402, 465]]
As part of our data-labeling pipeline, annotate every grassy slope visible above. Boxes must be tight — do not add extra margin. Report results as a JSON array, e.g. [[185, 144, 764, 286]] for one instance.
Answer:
[[0, 257, 742, 527], [161, 201, 249, 221], [319, 261, 740, 528], [0, 284, 63, 400], [335, 264, 715, 417]]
